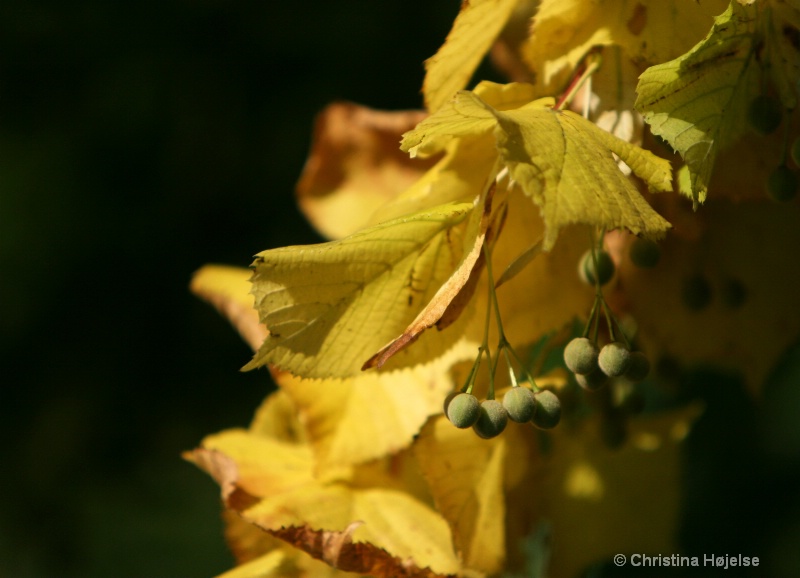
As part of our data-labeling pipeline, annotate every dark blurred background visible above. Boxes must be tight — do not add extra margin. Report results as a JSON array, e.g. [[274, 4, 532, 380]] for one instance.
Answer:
[[0, 1, 458, 575]]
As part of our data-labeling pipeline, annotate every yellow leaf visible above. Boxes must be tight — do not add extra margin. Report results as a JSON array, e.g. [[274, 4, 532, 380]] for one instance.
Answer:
[[295, 103, 434, 240], [523, 0, 729, 93], [187, 430, 461, 578], [403, 88, 672, 250], [243, 202, 474, 378], [274, 340, 476, 474], [364, 186, 497, 370], [413, 416, 511, 575], [635, 2, 760, 205], [190, 265, 267, 352], [423, 0, 519, 113]]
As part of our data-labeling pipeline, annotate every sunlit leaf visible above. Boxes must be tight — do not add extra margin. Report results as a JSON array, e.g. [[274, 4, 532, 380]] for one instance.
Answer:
[[523, 0, 729, 93], [186, 430, 461, 578], [423, 0, 519, 113], [413, 416, 518, 575], [243, 202, 474, 378], [635, 2, 760, 205], [295, 103, 434, 240], [190, 264, 267, 352], [274, 340, 476, 474]]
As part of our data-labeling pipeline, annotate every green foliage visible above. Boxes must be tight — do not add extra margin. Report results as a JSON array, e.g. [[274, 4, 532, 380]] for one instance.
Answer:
[[635, 2, 760, 205]]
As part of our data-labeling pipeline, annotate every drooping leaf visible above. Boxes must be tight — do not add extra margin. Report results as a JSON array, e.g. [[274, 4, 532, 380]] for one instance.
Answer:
[[243, 202, 474, 378], [274, 340, 476, 474], [635, 2, 760, 205], [295, 103, 434, 240], [423, 0, 519, 113], [363, 185, 497, 370], [186, 430, 461, 578]]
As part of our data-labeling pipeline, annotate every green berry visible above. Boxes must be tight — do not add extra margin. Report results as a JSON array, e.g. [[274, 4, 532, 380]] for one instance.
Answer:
[[598, 342, 631, 378], [532, 390, 561, 429], [503, 386, 537, 423], [767, 165, 798, 202], [624, 351, 650, 382], [445, 393, 481, 429], [472, 400, 509, 439], [681, 274, 712, 311], [579, 249, 615, 286], [563, 337, 599, 375], [575, 368, 609, 391], [629, 237, 661, 269], [747, 94, 783, 135]]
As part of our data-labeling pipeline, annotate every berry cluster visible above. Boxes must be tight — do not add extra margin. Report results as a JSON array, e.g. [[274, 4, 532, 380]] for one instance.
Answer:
[[444, 387, 561, 439], [563, 337, 650, 391]]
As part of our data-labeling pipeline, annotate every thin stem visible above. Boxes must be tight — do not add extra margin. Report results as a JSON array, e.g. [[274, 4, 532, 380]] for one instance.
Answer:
[[556, 52, 602, 112]]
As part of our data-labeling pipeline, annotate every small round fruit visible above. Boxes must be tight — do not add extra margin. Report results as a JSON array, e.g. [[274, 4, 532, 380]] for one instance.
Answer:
[[472, 400, 509, 439], [579, 249, 615, 286], [532, 390, 561, 429], [681, 274, 712, 311], [445, 393, 481, 429], [575, 369, 609, 391], [747, 94, 783, 135], [767, 165, 798, 202], [598, 342, 631, 378], [624, 351, 650, 382], [629, 237, 661, 269], [503, 386, 537, 423], [564, 337, 600, 375]]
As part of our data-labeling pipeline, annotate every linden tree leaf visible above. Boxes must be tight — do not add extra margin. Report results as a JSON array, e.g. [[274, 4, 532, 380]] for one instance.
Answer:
[[274, 340, 476, 475], [423, 0, 519, 113], [187, 430, 461, 578], [635, 2, 760, 205], [403, 89, 672, 250], [491, 96, 672, 249], [295, 103, 433, 240], [243, 202, 474, 378], [363, 185, 496, 370], [523, 0, 729, 92], [190, 264, 267, 352]]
